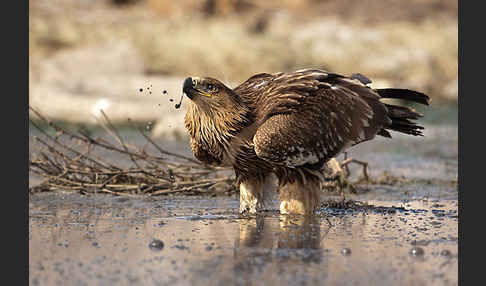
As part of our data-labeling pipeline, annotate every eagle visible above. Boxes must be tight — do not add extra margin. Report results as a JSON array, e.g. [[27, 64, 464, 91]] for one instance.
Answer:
[[181, 69, 429, 215]]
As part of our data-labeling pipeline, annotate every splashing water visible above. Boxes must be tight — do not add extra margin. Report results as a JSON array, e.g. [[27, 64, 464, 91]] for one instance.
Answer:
[[175, 93, 184, 109]]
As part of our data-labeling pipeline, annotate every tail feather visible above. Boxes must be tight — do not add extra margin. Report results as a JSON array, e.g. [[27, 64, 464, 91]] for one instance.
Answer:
[[384, 103, 423, 120], [375, 88, 429, 137], [376, 88, 430, 105]]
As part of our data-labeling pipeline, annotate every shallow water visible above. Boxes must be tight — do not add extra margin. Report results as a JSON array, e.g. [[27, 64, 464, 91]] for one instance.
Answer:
[[29, 194, 457, 286], [29, 105, 458, 285]]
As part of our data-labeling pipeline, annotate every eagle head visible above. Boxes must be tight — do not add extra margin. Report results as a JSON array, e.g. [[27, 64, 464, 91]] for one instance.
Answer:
[[182, 76, 252, 159], [182, 76, 241, 112]]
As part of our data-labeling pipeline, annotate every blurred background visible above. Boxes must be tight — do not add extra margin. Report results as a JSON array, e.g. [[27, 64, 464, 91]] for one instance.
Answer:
[[29, 0, 458, 140]]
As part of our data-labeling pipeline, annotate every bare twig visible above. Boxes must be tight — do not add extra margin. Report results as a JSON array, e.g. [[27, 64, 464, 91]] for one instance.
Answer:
[[29, 107, 371, 197], [135, 124, 201, 164], [29, 107, 236, 196]]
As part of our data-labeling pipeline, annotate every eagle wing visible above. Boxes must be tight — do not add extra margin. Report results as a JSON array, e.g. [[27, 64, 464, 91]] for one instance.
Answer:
[[252, 69, 390, 169]]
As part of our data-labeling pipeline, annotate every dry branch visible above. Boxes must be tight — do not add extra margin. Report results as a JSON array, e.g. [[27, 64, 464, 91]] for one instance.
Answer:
[[29, 107, 370, 196], [29, 107, 234, 196]]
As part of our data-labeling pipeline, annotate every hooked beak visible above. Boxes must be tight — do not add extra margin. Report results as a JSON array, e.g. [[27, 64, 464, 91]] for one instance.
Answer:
[[182, 76, 212, 100], [183, 77, 195, 99]]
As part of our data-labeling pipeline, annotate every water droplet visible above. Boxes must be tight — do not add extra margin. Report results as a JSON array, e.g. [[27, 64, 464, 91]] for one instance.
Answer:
[[341, 248, 352, 256], [149, 239, 164, 251], [139, 88, 143, 92], [169, 99, 174, 102], [146, 121, 153, 130], [440, 249, 451, 257], [410, 246, 424, 256], [163, 90, 167, 94]]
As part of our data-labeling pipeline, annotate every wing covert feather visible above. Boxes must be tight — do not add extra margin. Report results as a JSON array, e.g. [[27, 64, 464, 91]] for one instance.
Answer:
[[252, 71, 389, 168]]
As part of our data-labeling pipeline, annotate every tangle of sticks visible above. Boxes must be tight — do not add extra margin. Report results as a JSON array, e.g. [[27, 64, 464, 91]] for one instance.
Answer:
[[29, 107, 370, 197]]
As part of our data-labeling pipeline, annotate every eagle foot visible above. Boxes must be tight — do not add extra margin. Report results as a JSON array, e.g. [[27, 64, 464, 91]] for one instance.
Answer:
[[239, 194, 267, 214], [239, 176, 276, 214], [279, 178, 321, 215]]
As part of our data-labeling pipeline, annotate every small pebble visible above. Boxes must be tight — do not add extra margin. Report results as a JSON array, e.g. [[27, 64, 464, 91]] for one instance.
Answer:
[[440, 249, 451, 257], [148, 239, 164, 251], [341, 248, 352, 256], [410, 246, 424, 256]]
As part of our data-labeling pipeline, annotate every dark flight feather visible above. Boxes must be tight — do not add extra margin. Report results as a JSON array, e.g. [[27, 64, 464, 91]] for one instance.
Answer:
[[376, 88, 430, 105]]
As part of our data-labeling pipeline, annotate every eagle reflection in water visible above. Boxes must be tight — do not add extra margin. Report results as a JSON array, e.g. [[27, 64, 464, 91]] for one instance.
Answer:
[[233, 215, 326, 274]]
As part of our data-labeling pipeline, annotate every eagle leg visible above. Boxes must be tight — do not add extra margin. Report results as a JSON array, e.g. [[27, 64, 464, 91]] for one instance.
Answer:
[[279, 175, 321, 215], [239, 174, 276, 214]]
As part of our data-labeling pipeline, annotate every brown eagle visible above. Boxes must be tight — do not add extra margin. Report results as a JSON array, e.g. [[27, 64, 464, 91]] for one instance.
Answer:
[[181, 69, 429, 214]]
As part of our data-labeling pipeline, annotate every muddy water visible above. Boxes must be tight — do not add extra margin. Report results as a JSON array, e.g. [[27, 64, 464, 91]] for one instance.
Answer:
[[29, 194, 457, 286], [29, 105, 458, 285]]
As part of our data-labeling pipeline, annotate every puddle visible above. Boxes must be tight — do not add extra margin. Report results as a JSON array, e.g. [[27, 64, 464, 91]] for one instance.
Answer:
[[29, 194, 457, 286], [29, 107, 457, 285]]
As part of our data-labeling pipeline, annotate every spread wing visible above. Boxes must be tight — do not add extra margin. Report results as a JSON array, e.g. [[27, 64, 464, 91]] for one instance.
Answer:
[[252, 69, 391, 169]]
